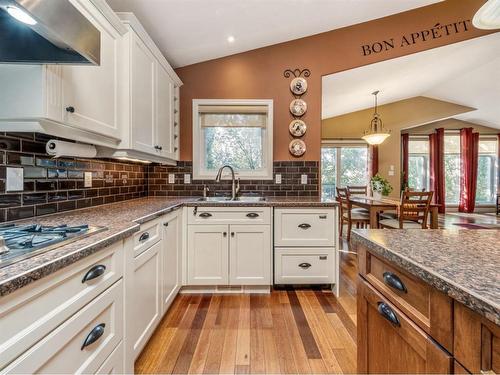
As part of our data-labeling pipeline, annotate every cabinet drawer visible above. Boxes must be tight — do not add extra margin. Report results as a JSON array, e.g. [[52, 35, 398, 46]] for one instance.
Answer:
[[0, 242, 123, 367], [274, 208, 334, 247], [133, 219, 161, 257], [454, 302, 500, 374], [96, 341, 124, 374], [3, 280, 123, 374], [358, 245, 453, 352], [357, 278, 452, 374], [274, 248, 334, 284], [188, 206, 271, 225]]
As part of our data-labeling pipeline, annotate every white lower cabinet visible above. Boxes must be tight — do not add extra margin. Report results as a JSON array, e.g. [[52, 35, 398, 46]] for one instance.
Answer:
[[187, 225, 229, 285], [186, 207, 272, 286], [161, 211, 181, 313], [130, 241, 162, 358], [230, 225, 271, 285], [3, 280, 123, 374]]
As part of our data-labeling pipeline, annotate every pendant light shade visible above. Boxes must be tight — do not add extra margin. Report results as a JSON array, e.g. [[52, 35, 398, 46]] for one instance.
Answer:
[[473, 0, 500, 30], [362, 91, 391, 145]]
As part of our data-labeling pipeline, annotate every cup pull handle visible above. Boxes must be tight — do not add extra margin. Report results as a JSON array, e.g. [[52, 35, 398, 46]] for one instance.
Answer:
[[298, 223, 311, 229], [246, 213, 259, 218], [298, 262, 311, 269], [139, 232, 150, 242], [377, 302, 401, 327], [199, 212, 212, 218], [82, 264, 106, 283], [383, 272, 407, 293], [81, 323, 105, 350]]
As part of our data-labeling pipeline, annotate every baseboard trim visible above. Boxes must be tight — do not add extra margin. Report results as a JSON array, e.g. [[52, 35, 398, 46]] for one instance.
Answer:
[[180, 285, 271, 294]]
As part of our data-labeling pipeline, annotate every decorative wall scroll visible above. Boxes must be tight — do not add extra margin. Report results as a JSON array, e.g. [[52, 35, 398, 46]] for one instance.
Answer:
[[283, 68, 310, 157]]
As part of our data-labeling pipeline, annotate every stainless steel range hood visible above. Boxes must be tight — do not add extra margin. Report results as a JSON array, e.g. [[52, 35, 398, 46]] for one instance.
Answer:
[[0, 0, 100, 64]]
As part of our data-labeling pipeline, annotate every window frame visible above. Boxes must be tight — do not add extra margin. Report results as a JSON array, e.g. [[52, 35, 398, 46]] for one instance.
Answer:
[[475, 136, 499, 206], [192, 99, 274, 180], [407, 136, 431, 192], [321, 141, 369, 199]]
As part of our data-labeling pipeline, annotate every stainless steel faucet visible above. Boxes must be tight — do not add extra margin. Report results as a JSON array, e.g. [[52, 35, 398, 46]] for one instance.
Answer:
[[215, 165, 240, 200]]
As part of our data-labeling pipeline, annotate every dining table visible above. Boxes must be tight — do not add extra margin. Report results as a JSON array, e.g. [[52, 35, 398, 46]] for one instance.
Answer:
[[348, 195, 440, 229]]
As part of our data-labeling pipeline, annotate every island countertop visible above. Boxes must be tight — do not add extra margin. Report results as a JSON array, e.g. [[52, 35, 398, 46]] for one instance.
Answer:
[[0, 196, 337, 296], [351, 229, 500, 325]]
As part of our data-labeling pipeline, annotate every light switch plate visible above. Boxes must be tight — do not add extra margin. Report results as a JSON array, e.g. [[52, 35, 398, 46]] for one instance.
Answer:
[[184, 174, 191, 184], [84, 172, 92, 187], [275, 174, 282, 184], [6, 167, 24, 192], [168, 173, 175, 184], [301, 174, 308, 184]]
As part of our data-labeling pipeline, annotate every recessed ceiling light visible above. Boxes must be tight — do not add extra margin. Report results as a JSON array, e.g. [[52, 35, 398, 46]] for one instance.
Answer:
[[227, 35, 235, 43], [6, 6, 37, 25]]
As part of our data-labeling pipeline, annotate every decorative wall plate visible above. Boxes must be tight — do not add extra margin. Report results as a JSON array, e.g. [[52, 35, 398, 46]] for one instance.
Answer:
[[289, 119, 307, 137], [290, 77, 308, 95], [289, 99, 307, 117], [289, 139, 306, 157]]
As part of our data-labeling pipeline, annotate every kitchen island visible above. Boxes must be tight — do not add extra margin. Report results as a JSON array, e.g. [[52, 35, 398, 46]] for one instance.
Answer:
[[352, 229, 500, 374]]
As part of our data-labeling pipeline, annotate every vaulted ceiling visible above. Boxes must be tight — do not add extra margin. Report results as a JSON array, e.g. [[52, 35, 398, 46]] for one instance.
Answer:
[[322, 32, 500, 129], [107, 0, 440, 68]]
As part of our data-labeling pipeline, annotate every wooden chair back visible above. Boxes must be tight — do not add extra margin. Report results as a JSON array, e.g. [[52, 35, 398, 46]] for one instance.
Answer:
[[336, 187, 351, 219], [347, 185, 368, 196], [399, 190, 433, 229]]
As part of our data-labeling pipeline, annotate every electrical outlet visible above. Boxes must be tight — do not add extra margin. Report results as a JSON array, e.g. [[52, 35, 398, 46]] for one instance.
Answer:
[[6, 167, 23, 192], [84, 172, 92, 187], [388, 170, 395, 176], [275, 174, 282, 184], [301, 174, 308, 184], [168, 173, 175, 184], [184, 174, 191, 184]]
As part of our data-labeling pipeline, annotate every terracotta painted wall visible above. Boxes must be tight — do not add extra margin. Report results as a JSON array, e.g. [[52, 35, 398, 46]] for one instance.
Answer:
[[176, 0, 491, 162]]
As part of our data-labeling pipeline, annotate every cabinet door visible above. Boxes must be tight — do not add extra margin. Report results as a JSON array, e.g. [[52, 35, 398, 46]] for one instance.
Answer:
[[131, 241, 161, 359], [156, 63, 176, 159], [161, 212, 180, 313], [454, 302, 500, 374], [130, 34, 157, 154], [229, 225, 271, 285], [61, 1, 122, 140], [357, 277, 452, 374], [187, 225, 228, 285]]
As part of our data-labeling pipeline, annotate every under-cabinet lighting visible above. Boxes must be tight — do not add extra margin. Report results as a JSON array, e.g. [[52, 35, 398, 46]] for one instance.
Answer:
[[6, 6, 37, 25]]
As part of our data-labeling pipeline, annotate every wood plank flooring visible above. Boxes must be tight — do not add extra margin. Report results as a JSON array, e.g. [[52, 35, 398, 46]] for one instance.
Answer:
[[135, 252, 358, 374]]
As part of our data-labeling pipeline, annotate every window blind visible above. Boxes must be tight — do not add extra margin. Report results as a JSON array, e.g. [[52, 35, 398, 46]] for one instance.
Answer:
[[199, 105, 267, 128]]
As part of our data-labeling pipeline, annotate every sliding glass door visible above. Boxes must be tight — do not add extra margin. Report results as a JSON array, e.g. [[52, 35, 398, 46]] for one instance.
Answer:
[[321, 145, 368, 199]]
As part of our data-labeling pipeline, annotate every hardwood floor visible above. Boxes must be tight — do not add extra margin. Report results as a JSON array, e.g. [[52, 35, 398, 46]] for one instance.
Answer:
[[135, 252, 358, 374]]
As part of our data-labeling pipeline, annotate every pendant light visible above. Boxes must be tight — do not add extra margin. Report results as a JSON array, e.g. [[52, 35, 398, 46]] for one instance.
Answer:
[[473, 0, 500, 30], [362, 90, 390, 145]]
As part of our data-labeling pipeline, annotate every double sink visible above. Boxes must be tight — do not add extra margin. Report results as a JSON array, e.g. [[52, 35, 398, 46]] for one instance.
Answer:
[[196, 196, 266, 203]]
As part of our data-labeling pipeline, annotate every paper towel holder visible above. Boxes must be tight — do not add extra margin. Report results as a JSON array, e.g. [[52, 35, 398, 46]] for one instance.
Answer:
[[46, 139, 98, 158]]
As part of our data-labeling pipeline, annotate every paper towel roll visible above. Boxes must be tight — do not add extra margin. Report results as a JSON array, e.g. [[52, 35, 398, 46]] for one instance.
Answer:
[[46, 140, 97, 158]]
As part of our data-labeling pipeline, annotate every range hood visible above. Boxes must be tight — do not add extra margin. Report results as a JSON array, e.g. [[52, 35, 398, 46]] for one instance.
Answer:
[[0, 0, 100, 64]]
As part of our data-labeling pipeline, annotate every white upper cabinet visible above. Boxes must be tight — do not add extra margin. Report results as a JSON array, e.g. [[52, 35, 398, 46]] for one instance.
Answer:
[[61, 0, 123, 140], [130, 33, 156, 154], [0, 0, 127, 147], [113, 13, 182, 163]]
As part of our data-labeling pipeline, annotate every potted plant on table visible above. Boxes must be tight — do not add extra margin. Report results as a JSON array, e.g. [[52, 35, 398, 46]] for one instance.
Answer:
[[370, 174, 393, 200]]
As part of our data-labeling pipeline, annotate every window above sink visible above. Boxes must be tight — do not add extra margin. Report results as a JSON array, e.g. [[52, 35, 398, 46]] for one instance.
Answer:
[[192, 99, 273, 180]]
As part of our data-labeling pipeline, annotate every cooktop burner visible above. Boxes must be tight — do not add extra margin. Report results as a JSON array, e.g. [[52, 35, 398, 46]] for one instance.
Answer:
[[0, 224, 107, 269]]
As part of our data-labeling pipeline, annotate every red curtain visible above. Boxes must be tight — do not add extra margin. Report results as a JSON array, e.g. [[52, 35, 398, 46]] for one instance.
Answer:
[[459, 128, 479, 213], [429, 128, 445, 213], [369, 145, 379, 177], [401, 133, 409, 189]]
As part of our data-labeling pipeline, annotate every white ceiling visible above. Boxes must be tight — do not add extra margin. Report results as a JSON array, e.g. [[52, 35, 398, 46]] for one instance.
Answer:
[[321, 32, 500, 129], [106, 0, 440, 68]]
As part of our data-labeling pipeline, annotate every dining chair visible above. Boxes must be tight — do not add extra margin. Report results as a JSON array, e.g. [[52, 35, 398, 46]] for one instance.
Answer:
[[347, 185, 368, 196], [379, 190, 433, 229], [336, 187, 370, 241]]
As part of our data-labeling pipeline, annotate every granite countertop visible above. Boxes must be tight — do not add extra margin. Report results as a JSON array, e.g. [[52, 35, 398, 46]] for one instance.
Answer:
[[351, 229, 500, 325], [0, 196, 337, 296]]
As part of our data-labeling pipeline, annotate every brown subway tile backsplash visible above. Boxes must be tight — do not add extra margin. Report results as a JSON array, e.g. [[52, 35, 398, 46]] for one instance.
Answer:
[[0, 132, 148, 222], [146, 161, 320, 198]]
